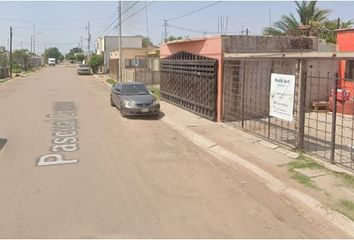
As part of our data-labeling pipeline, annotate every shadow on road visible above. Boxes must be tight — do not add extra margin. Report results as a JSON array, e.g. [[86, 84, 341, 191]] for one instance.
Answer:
[[0, 137, 7, 151], [125, 112, 165, 121]]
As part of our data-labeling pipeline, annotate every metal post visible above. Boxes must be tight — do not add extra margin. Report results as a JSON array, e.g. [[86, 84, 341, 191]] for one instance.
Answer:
[[330, 76, 338, 163], [30, 35, 32, 53], [163, 19, 168, 43], [33, 24, 35, 55], [118, 1, 123, 82], [87, 21, 91, 61], [241, 62, 246, 128], [9, 27, 12, 79], [268, 61, 275, 138], [295, 59, 306, 150]]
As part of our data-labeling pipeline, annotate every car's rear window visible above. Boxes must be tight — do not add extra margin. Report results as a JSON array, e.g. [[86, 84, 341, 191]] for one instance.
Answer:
[[79, 64, 90, 68]]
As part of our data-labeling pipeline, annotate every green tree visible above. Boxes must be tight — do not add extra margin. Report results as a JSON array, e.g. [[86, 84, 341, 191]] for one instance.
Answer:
[[12, 49, 33, 72], [58, 54, 64, 62], [142, 37, 153, 48], [0, 46, 6, 54], [165, 36, 183, 43], [263, 1, 330, 37], [322, 19, 354, 43], [43, 47, 62, 63], [65, 47, 83, 61], [13, 49, 31, 59], [75, 53, 85, 62], [88, 54, 104, 73]]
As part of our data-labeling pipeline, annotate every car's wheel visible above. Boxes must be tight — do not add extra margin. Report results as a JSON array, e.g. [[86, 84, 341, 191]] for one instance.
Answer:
[[110, 95, 115, 107], [119, 104, 125, 117]]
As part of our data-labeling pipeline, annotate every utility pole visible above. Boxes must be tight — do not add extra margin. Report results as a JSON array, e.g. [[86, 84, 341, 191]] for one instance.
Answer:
[[30, 35, 33, 53], [163, 19, 168, 43], [81, 36, 83, 51], [87, 22, 91, 61], [269, 8, 272, 28], [9, 27, 12, 79], [118, 1, 123, 82], [33, 24, 35, 55]]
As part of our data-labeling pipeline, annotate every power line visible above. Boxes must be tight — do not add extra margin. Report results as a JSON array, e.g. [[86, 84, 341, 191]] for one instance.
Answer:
[[121, 1, 154, 23], [0, 16, 114, 23], [166, 1, 221, 22], [144, 0, 150, 40], [168, 24, 216, 34], [122, 1, 139, 16], [3, 25, 87, 31], [168, 23, 247, 35], [96, 17, 119, 37], [92, 7, 119, 36]]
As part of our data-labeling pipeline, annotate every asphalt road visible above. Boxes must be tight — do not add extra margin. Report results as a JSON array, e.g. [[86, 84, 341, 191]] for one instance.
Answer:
[[0, 64, 349, 238]]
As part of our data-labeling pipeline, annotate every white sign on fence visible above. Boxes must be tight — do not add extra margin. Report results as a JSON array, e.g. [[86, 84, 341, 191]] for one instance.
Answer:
[[269, 73, 296, 121]]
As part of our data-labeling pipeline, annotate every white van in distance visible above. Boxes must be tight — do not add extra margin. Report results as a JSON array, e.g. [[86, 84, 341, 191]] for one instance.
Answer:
[[48, 58, 56, 66]]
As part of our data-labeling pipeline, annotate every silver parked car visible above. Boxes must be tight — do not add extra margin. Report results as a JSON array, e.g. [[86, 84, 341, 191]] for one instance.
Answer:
[[77, 64, 92, 75], [110, 82, 160, 116]]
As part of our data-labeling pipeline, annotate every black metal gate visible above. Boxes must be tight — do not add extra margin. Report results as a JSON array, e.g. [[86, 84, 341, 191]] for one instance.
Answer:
[[160, 51, 218, 121], [223, 55, 354, 172], [223, 59, 300, 148]]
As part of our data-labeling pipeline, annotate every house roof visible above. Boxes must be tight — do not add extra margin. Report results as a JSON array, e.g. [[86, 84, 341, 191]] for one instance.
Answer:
[[335, 28, 354, 33], [164, 35, 221, 45], [224, 51, 354, 60]]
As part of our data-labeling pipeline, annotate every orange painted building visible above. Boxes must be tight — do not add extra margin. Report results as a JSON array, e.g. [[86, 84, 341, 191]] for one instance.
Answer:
[[336, 28, 354, 93], [332, 29, 354, 114]]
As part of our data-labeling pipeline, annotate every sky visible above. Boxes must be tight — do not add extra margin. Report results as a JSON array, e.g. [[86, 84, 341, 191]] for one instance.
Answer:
[[0, 1, 354, 55]]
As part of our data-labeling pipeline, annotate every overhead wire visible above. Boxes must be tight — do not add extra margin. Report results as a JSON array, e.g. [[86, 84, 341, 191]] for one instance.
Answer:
[[121, 1, 154, 23], [0, 16, 114, 23], [168, 23, 248, 35], [144, 0, 150, 40], [168, 24, 216, 34], [166, 1, 221, 22], [122, 1, 140, 16]]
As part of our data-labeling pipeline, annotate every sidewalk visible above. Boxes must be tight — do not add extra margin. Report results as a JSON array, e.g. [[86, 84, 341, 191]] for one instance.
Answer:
[[160, 101, 354, 235]]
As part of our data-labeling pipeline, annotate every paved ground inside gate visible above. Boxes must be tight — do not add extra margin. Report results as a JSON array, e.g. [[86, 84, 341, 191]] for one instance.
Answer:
[[227, 111, 354, 170]]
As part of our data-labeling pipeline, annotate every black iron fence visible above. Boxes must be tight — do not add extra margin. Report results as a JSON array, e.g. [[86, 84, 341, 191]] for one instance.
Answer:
[[161, 51, 218, 121], [223, 56, 354, 171]]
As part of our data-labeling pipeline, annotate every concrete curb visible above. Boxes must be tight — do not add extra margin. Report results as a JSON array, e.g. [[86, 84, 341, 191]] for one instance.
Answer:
[[92, 74, 113, 89], [162, 116, 354, 236]]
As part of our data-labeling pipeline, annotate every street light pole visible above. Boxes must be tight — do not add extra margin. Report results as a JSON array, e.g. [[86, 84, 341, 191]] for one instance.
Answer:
[[118, 1, 123, 82], [9, 27, 12, 79], [87, 22, 91, 62], [33, 24, 35, 55]]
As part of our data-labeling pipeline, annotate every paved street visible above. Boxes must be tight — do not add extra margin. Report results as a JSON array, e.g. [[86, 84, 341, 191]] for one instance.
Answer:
[[0, 64, 349, 238]]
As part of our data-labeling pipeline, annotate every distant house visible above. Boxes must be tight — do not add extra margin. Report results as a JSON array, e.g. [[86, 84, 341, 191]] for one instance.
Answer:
[[109, 47, 160, 84], [96, 36, 143, 73]]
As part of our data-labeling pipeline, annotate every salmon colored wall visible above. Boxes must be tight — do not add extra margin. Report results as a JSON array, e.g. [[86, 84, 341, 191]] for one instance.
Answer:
[[337, 31, 354, 93], [160, 36, 224, 121]]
